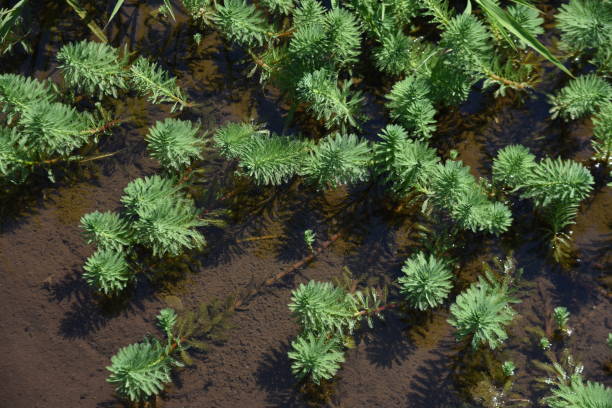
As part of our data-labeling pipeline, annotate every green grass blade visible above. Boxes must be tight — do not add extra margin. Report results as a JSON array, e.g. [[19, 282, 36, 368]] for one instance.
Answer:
[[476, 0, 573, 77], [104, 0, 125, 29], [65, 0, 108, 43]]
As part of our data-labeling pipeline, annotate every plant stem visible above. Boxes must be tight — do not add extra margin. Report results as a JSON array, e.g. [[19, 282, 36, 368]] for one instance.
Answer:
[[354, 302, 399, 317]]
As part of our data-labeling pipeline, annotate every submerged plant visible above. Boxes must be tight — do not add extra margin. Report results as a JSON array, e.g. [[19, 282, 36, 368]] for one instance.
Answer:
[[398, 251, 453, 311], [80, 211, 133, 251], [544, 376, 611, 408], [288, 333, 345, 384], [107, 338, 173, 402], [289, 280, 358, 336], [83, 248, 132, 295], [302, 132, 371, 189], [448, 272, 519, 350], [130, 56, 189, 111], [549, 74, 612, 121], [57, 40, 129, 98], [145, 118, 203, 172]]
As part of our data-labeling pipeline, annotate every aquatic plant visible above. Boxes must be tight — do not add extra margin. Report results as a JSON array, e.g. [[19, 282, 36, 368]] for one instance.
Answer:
[[555, 0, 612, 66], [289, 280, 358, 336], [145, 118, 204, 172], [544, 378, 612, 408], [80, 211, 133, 252], [57, 40, 129, 98], [130, 56, 189, 111], [83, 248, 132, 295], [296, 69, 363, 131], [549, 74, 612, 121], [372, 124, 439, 195], [502, 360, 516, 377], [398, 251, 453, 311], [493, 145, 594, 263], [288, 333, 345, 384], [385, 75, 437, 139], [448, 272, 519, 350], [553, 306, 571, 336], [302, 132, 371, 189]]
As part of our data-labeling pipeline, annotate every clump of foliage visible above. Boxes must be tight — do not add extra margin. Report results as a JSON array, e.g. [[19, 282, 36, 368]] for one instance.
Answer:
[[555, 0, 612, 70], [83, 248, 132, 296], [0, 72, 107, 185], [448, 270, 519, 350], [302, 132, 371, 189], [129, 56, 189, 111], [145, 118, 204, 172], [108, 302, 234, 403], [287, 278, 387, 384], [397, 251, 453, 311], [288, 333, 345, 384], [80, 175, 223, 294], [549, 74, 612, 121], [57, 40, 129, 98], [385, 75, 437, 140], [493, 145, 594, 263]]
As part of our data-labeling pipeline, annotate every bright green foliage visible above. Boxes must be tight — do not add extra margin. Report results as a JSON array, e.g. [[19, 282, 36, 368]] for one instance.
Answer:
[[122, 176, 205, 257], [521, 158, 594, 208], [398, 251, 453, 310], [211, 0, 269, 48], [289, 280, 358, 336], [373, 31, 415, 76], [492, 145, 536, 190], [83, 248, 132, 295], [0, 126, 29, 182], [441, 13, 492, 67], [506, 4, 544, 49], [57, 40, 128, 98], [292, 0, 325, 26], [121, 175, 186, 218], [0, 74, 58, 122], [130, 57, 188, 112], [0, 0, 28, 55], [502, 360, 516, 377], [556, 0, 612, 57], [213, 122, 267, 159], [322, 8, 362, 68], [261, 0, 294, 15], [550, 74, 612, 120], [236, 134, 307, 185], [80, 211, 133, 251], [553, 306, 571, 332], [145, 118, 203, 172], [297, 69, 363, 131], [107, 339, 172, 402], [448, 273, 518, 350], [157, 308, 178, 337], [544, 377, 612, 408], [288, 333, 344, 384], [372, 124, 439, 195], [429, 160, 513, 235], [592, 102, 612, 161], [19, 101, 95, 157], [303, 133, 371, 189], [385, 76, 436, 139], [131, 198, 206, 257]]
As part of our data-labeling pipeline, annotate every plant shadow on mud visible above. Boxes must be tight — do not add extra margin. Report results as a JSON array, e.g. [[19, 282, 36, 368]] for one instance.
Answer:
[[255, 339, 305, 407], [44, 268, 154, 339], [360, 313, 416, 368]]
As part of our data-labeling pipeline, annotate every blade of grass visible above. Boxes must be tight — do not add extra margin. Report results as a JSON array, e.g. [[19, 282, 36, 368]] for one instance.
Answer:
[[65, 0, 108, 43], [104, 0, 125, 29], [476, 0, 573, 77]]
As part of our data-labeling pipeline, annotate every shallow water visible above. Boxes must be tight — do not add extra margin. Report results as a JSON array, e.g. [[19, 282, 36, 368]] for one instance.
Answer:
[[0, 1, 610, 407]]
